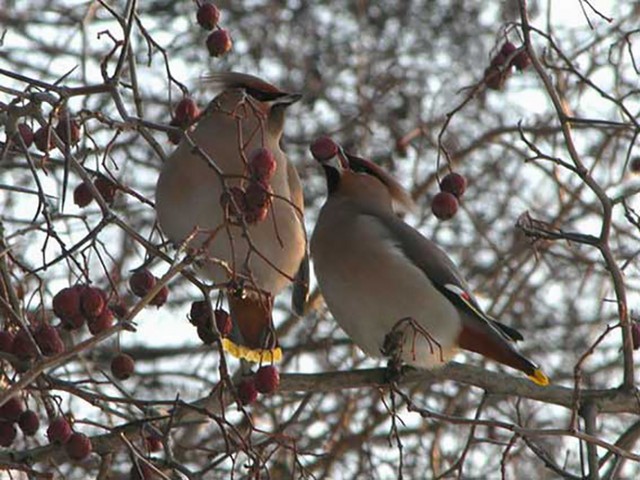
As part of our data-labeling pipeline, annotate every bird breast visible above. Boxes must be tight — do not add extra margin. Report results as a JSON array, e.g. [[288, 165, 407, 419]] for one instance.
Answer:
[[311, 206, 461, 368]]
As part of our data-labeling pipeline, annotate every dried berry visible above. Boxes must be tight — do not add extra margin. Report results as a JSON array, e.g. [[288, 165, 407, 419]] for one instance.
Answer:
[[47, 417, 73, 444], [439, 172, 467, 199], [206, 29, 232, 57], [18, 410, 40, 436], [149, 284, 169, 308], [129, 270, 156, 298], [73, 183, 94, 208], [33, 126, 55, 152], [248, 147, 277, 181], [237, 378, 258, 405], [53, 287, 82, 319], [80, 287, 105, 318], [56, 116, 81, 146], [254, 365, 280, 394], [17, 123, 34, 147], [632, 322, 640, 350], [197, 2, 221, 30], [11, 328, 37, 361], [88, 308, 114, 335], [34, 323, 64, 356], [244, 180, 272, 224], [0, 397, 24, 422], [0, 421, 17, 447], [189, 300, 210, 328], [94, 175, 117, 204], [310, 136, 339, 162], [500, 41, 517, 58], [431, 191, 459, 221], [111, 353, 135, 380], [66, 432, 92, 460]]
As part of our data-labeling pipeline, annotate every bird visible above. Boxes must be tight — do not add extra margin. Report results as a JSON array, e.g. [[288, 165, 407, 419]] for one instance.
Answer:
[[309, 147, 549, 385], [155, 72, 308, 363]]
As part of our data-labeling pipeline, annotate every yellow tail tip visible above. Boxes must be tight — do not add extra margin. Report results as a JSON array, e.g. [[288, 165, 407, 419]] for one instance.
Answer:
[[528, 369, 549, 386], [221, 338, 282, 363]]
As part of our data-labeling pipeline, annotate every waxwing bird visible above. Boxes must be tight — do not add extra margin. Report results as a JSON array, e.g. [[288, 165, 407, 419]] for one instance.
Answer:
[[155, 72, 308, 362], [310, 149, 548, 385]]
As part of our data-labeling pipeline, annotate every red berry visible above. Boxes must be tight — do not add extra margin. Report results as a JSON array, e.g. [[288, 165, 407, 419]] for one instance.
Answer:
[[61, 313, 86, 330], [80, 287, 105, 318], [248, 148, 277, 181], [12, 328, 37, 361], [94, 175, 117, 204], [214, 308, 232, 336], [33, 126, 55, 152], [197, 2, 221, 30], [17, 123, 34, 147], [174, 98, 200, 126], [111, 353, 135, 380], [129, 270, 156, 298], [0, 421, 17, 447], [34, 323, 64, 356], [206, 29, 232, 57], [254, 365, 280, 394], [149, 284, 169, 307], [88, 308, 114, 335], [632, 323, 640, 350], [53, 287, 81, 319], [73, 183, 94, 208], [47, 417, 73, 444], [237, 378, 258, 405], [197, 324, 217, 344], [244, 180, 272, 224], [512, 49, 531, 71], [0, 331, 15, 353], [439, 172, 467, 199], [431, 191, 459, 221], [189, 300, 210, 328], [66, 432, 92, 461], [55, 116, 81, 146], [0, 397, 24, 422], [145, 435, 162, 452], [18, 410, 40, 436], [500, 41, 517, 57], [310, 136, 339, 161]]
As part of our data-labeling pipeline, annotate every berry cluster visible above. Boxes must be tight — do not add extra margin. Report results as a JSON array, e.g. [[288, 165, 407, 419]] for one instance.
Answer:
[[14, 113, 82, 154], [432, 172, 467, 221], [196, 2, 232, 57], [237, 365, 281, 406], [73, 174, 118, 208], [484, 41, 531, 91], [47, 416, 92, 461], [0, 397, 39, 447], [129, 269, 169, 308], [189, 301, 233, 345], [220, 147, 277, 225], [53, 285, 115, 334]]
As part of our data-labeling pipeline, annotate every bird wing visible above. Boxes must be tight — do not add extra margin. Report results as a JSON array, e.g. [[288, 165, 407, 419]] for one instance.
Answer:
[[286, 156, 309, 315], [373, 212, 548, 385]]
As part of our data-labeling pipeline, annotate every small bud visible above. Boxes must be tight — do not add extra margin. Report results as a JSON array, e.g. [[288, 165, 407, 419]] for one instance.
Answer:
[[431, 191, 459, 221], [111, 353, 135, 380], [310, 136, 339, 161], [206, 29, 232, 57], [197, 2, 221, 30], [254, 365, 280, 394], [66, 432, 92, 461]]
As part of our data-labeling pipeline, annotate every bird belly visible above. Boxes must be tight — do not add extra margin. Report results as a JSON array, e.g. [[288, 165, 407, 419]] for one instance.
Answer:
[[312, 218, 461, 369]]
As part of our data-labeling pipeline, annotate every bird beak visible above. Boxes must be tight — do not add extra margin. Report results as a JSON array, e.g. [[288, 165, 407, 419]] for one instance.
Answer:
[[272, 92, 302, 107]]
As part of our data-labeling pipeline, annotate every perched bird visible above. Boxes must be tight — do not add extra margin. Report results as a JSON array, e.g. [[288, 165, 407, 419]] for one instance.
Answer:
[[310, 148, 548, 385], [155, 72, 308, 362]]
